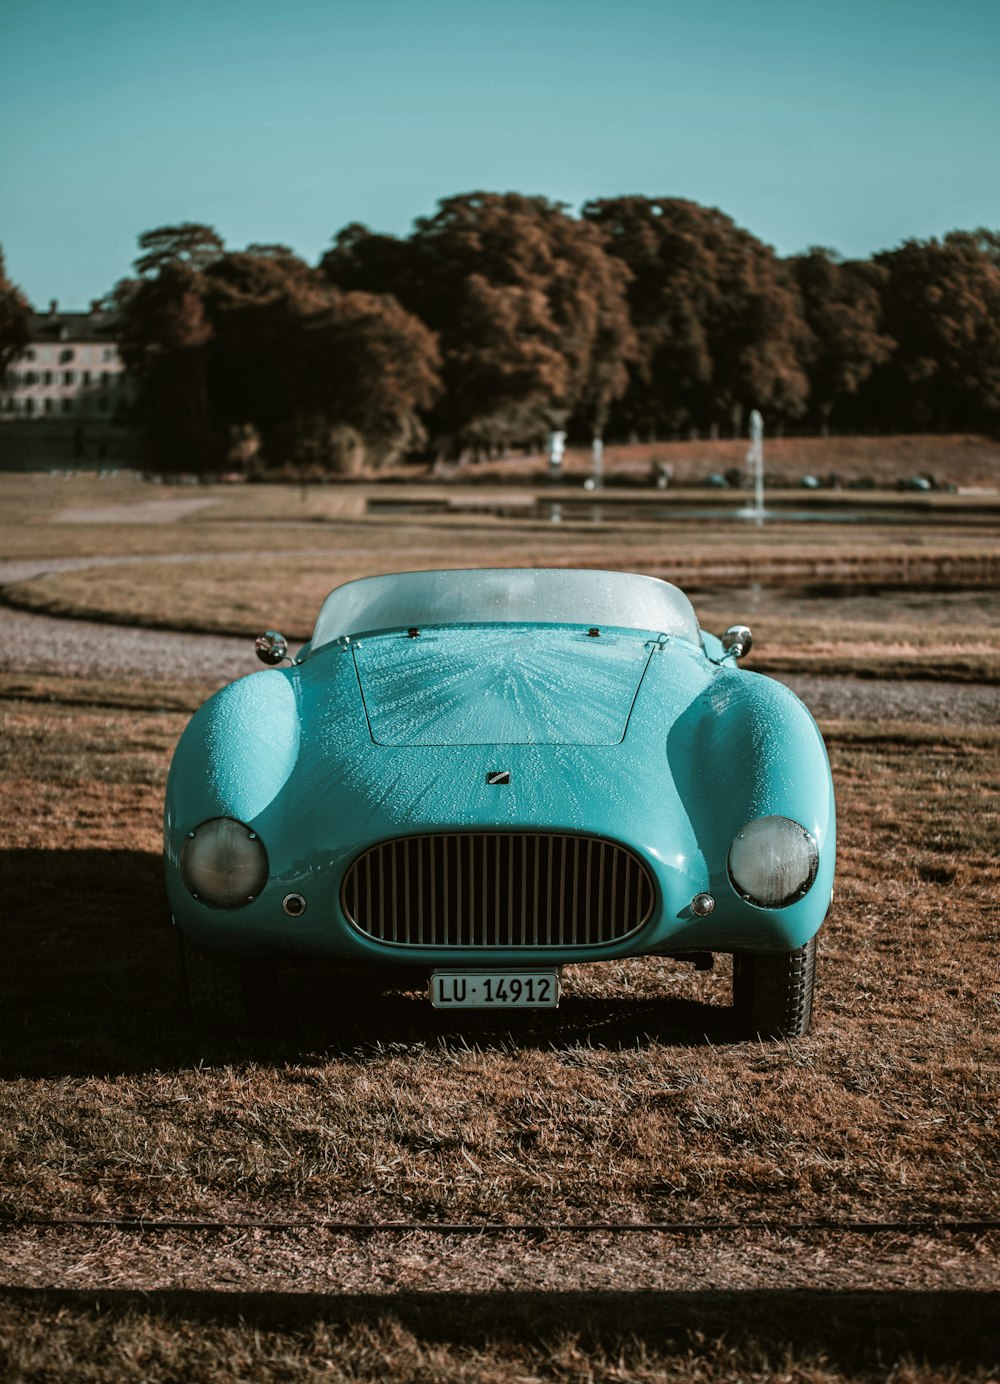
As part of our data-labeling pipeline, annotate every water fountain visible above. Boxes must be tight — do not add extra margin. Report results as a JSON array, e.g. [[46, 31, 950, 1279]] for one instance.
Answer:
[[737, 408, 766, 525]]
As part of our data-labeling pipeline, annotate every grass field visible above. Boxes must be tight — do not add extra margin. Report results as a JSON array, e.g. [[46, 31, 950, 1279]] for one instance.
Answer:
[[3, 469, 1000, 685], [0, 464, 998, 1380]]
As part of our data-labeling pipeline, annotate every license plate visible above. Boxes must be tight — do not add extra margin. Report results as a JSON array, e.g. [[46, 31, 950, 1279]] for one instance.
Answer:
[[429, 970, 561, 1009]]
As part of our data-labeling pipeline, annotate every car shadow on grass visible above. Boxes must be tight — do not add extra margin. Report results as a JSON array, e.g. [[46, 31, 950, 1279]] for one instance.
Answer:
[[0, 1284, 997, 1373], [268, 971, 738, 1059], [0, 848, 740, 1079]]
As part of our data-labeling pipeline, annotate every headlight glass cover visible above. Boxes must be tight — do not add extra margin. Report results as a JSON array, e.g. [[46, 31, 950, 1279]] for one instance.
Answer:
[[728, 815, 818, 908], [180, 817, 268, 907]]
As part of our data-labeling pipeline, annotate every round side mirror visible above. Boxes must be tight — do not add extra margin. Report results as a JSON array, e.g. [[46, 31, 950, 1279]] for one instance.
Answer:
[[255, 630, 288, 665], [722, 625, 753, 659]]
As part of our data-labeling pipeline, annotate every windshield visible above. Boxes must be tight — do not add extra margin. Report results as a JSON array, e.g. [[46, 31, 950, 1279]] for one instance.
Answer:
[[311, 569, 702, 649]]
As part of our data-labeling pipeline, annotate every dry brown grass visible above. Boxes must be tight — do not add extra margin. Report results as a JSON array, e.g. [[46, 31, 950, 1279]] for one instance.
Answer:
[[3, 467, 999, 682], [2, 462, 999, 559], [8, 531, 1000, 636], [1, 1284, 998, 1382], [1, 676, 996, 1237], [1, 463, 999, 1378], [0, 698, 997, 1374]]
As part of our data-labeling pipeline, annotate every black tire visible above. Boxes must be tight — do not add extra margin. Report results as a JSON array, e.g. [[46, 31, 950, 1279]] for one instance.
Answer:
[[178, 931, 265, 1032], [732, 935, 817, 1039]]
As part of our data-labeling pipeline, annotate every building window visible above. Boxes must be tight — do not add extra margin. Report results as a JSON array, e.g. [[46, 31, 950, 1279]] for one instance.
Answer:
[[62, 399, 74, 414], [82, 370, 91, 385], [59, 348, 74, 363], [43, 370, 53, 385], [63, 370, 75, 385], [25, 349, 35, 362], [102, 348, 114, 362], [24, 398, 35, 415], [44, 398, 54, 413]]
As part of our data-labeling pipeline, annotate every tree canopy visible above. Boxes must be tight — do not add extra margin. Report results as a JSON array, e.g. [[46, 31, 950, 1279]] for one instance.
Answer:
[[582, 197, 810, 437], [322, 192, 635, 454], [92, 199, 1000, 472], [788, 248, 895, 433], [115, 230, 440, 471], [133, 223, 226, 278], [871, 230, 1000, 432], [0, 248, 31, 375]]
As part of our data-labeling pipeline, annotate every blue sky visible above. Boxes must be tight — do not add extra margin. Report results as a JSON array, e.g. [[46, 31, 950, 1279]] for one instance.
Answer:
[[2, 0, 997, 308]]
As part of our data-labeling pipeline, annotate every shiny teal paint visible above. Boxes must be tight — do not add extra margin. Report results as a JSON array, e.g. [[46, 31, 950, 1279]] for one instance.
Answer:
[[356, 625, 652, 746], [169, 671, 301, 824], [165, 610, 835, 962]]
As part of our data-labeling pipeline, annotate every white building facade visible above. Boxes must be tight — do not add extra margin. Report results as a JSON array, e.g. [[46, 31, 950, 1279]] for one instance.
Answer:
[[0, 301, 136, 467]]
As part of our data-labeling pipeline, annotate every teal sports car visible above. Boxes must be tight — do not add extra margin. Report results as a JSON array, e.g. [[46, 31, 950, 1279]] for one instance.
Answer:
[[165, 569, 835, 1037]]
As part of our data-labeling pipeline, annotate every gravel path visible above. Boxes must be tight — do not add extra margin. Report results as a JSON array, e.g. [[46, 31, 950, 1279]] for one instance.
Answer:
[[777, 671, 997, 725], [0, 602, 258, 684], [0, 555, 261, 685], [1, 556, 996, 722]]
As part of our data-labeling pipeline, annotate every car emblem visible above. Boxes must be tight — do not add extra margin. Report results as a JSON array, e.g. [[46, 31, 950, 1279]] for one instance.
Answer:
[[486, 770, 511, 785]]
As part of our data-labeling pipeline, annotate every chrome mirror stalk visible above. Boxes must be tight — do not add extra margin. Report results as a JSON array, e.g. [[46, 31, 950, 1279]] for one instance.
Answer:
[[255, 630, 289, 665], [721, 625, 753, 660]]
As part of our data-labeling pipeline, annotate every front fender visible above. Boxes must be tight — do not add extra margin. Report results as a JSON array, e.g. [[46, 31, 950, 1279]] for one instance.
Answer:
[[164, 670, 300, 858], [666, 666, 835, 948]]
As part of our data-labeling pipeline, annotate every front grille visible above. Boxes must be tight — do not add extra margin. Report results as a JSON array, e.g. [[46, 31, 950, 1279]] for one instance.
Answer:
[[342, 832, 655, 948]]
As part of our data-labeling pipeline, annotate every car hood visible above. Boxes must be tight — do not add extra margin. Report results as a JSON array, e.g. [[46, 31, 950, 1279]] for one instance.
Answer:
[[352, 624, 659, 746]]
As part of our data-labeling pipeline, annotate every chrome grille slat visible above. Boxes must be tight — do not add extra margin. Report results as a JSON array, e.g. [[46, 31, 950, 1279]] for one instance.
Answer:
[[584, 839, 593, 945], [343, 832, 654, 949], [531, 839, 540, 946], [390, 840, 399, 944], [441, 836, 450, 946], [507, 835, 515, 945], [597, 842, 606, 942], [428, 835, 437, 946], [520, 836, 528, 948], [623, 853, 633, 931], [457, 837, 464, 945], [571, 838, 580, 947]]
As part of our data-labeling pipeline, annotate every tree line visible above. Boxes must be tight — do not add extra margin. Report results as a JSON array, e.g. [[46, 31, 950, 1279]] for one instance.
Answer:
[[3, 196, 1000, 470]]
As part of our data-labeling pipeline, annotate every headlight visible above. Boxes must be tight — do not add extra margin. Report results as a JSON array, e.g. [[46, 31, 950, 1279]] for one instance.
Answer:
[[728, 815, 818, 909], [180, 817, 268, 908]]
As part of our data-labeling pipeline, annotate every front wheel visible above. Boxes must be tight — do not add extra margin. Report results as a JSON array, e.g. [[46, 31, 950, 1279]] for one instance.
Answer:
[[732, 935, 817, 1039]]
